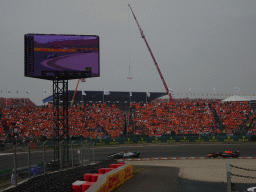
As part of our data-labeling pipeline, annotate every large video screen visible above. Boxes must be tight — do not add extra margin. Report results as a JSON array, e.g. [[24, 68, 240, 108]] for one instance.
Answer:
[[25, 34, 99, 80]]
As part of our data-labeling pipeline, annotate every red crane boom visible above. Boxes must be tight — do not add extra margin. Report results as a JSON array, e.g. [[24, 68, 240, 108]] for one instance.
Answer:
[[128, 4, 173, 103], [71, 78, 85, 107]]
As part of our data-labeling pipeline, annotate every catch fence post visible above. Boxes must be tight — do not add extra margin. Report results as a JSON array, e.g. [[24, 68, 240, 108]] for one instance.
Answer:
[[71, 140, 76, 168], [80, 140, 86, 166], [42, 141, 47, 174], [27, 143, 32, 178], [13, 144, 18, 185], [88, 141, 91, 163], [92, 142, 95, 163], [226, 161, 231, 192], [59, 140, 64, 170], [81, 143, 83, 166], [60, 145, 62, 170]]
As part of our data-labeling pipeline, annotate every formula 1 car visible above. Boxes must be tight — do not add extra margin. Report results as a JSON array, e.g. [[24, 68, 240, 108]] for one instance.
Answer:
[[108, 151, 140, 159], [207, 151, 240, 158], [45, 53, 57, 59], [247, 186, 256, 192]]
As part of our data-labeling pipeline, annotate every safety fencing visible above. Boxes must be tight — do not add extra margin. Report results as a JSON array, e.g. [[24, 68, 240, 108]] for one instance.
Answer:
[[227, 161, 256, 192], [0, 140, 95, 187]]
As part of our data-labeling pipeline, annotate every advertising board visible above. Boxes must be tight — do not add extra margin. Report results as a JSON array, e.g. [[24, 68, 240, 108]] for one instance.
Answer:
[[96, 164, 133, 192]]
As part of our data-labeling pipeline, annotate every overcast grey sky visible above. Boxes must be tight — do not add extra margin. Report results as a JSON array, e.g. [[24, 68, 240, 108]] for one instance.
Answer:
[[0, 0, 256, 105]]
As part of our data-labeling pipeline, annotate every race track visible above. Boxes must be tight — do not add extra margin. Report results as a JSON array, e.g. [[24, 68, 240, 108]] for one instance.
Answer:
[[1, 143, 256, 171], [42, 53, 98, 73]]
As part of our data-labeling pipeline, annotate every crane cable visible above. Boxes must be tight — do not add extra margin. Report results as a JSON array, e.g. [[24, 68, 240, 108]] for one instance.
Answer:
[[127, 20, 133, 81]]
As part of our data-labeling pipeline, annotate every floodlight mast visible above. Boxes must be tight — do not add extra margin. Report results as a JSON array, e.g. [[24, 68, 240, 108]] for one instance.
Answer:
[[128, 4, 173, 103]]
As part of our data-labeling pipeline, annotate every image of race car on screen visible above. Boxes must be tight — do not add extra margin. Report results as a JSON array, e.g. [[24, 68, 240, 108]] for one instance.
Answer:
[[108, 151, 140, 159], [44, 53, 58, 59], [207, 151, 240, 158]]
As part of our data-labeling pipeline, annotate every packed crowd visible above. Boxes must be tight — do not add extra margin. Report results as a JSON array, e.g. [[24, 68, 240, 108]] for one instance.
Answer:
[[130, 98, 254, 136], [214, 101, 252, 132], [130, 99, 215, 136], [0, 103, 125, 140], [0, 97, 36, 109], [71, 103, 124, 138], [247, 112, 256, 135], [0, 98, 255, 141]]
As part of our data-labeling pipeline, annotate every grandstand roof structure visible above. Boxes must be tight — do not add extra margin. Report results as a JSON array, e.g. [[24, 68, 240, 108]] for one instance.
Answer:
[[222, 95, 256, 102], [43, 90, 167, 104]]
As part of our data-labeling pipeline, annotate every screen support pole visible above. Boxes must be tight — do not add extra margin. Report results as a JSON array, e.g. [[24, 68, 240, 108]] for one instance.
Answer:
[[53, 78, 69, 163]]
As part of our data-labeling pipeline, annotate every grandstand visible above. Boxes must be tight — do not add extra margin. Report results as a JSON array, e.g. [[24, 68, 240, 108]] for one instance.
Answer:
[[43, 90, 166, 103], [1, 96, 256, 143]]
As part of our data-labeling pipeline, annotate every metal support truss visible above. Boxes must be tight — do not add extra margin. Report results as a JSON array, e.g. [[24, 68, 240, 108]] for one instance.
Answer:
[[53, 79, 69, 163]]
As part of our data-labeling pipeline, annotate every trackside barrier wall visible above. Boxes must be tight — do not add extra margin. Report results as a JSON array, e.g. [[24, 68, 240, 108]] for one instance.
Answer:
[[85, 135, 251, 146], [86, 163, 133, 192]]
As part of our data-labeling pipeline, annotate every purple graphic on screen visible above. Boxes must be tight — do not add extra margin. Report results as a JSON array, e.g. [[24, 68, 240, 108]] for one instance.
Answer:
[[25, 34, 99, 80], [34, 35, 97, 44]]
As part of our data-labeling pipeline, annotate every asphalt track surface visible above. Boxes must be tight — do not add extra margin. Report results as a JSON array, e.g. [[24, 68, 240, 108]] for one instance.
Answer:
[[118, 165, 254, 192], [117, 165, 228, 192], [1, 143, 256, 171], [117, 165, 180, 192]]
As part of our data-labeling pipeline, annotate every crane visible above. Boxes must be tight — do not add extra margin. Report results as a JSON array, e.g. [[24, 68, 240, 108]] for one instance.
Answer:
[[71, 78, 85, 107], [128, 4, 173, 103]]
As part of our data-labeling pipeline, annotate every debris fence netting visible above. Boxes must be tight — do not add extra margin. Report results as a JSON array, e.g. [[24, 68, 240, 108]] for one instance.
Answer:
[[230, 163, 256, 191], [3, 160, 116, 192], [1, 140, 95, 191]]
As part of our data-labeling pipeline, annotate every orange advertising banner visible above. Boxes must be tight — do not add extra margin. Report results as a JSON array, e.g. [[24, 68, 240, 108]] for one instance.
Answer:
[[96, 164, 133, 192], [34, 48, 77, 52], [34, 47, 98, 52]]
